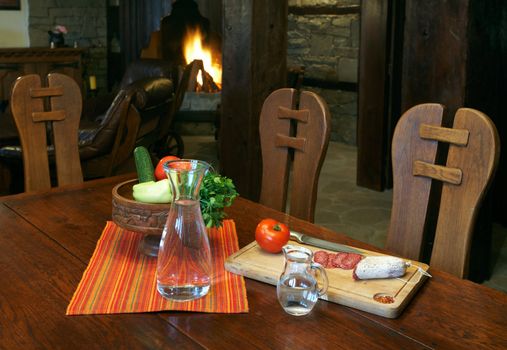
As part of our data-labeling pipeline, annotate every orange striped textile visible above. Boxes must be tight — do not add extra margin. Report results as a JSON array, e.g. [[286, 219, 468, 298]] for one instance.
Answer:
[[66, 220, 248, 315]]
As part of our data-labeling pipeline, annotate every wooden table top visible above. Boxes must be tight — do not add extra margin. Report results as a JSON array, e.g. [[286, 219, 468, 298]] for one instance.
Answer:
[[1, 174, 506, 349]]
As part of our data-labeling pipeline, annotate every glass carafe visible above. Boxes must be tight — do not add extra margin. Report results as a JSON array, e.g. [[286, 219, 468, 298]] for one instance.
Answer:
[[277, 245, 328, 316], [156, 159, 212, 301]]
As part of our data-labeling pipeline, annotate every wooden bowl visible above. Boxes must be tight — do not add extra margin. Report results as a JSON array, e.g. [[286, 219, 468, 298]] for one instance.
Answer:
[[112, 179, 170, 235]]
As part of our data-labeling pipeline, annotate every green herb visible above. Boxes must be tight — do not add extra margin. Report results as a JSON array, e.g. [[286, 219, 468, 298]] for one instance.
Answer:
[[200, 172, 238, 228]]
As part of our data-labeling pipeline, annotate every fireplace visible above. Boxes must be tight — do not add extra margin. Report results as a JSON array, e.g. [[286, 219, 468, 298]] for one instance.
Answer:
[[182, 29, 221, 90], [158, 0, 222, 136]]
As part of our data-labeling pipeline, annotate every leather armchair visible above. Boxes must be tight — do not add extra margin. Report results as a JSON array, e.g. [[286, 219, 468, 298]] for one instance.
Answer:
[[79, 71, 175, 178]]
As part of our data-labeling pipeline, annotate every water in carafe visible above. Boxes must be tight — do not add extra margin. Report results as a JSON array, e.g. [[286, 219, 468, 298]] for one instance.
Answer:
[[277, 273, 319, 316], [276, 245, 328, 316], [156, 159, 212, 301]]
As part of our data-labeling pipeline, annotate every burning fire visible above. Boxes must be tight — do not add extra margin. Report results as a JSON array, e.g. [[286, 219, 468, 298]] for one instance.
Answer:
[[183, 28, 222, 87]]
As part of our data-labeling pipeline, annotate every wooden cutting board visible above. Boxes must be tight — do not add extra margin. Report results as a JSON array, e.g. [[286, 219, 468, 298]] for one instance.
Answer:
[[225, 241, 429, 318]]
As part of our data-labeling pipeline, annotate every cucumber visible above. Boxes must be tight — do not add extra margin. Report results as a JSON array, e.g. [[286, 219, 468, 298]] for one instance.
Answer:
[[133, 146, 155, 183]]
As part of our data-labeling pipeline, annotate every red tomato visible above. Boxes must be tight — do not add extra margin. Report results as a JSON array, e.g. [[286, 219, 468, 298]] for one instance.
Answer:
[[169, 161, 192, 170], [255, 218, 290, 253], [154, 156, 180, 180]]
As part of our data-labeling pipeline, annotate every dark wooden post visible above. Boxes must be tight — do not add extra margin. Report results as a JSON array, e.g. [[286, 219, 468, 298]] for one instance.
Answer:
[[357, 0, 391, 191], [220, 0, 288, 200], [357, 0, 405, 191], [400, 0, 469, 121]]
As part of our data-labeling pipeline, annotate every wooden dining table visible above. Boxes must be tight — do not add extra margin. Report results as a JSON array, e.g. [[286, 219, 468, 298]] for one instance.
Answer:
[[1, 174, 506, 349]]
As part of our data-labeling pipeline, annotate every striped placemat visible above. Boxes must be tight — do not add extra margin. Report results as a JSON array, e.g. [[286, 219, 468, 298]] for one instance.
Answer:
[[66, 220, 248, 315]]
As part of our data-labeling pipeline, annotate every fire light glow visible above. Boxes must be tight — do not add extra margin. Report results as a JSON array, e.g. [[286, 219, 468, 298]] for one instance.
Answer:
[[183, 28, 222, 86]]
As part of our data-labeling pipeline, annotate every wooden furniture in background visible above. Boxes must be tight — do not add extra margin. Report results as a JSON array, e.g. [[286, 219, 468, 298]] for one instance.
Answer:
[[9, 73, 83, 192], [386, 104, 500, 278], [0, 60, 175, 193], [259, 88, 330, 222], [0, 175, 505, 348], [0, 48, 85, 101]]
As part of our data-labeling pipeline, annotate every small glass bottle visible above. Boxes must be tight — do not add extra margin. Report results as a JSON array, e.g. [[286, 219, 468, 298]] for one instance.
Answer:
[[156, 159, 212, 301], [277, 245, 328, 316]]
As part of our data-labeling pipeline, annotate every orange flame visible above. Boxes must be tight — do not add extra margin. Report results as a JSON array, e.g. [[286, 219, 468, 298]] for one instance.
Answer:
[[183, 28, 222, 86]]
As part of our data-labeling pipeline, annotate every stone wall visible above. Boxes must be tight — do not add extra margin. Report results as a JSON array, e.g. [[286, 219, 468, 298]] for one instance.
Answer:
[[288, 0, 359, 145], [27, 0, 107, 93]]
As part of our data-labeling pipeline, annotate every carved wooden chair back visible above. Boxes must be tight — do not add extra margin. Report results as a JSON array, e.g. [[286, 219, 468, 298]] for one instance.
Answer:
[[10, 73, 83, 192], [259, 88, 331, 222], [386, 103, 500, 278]]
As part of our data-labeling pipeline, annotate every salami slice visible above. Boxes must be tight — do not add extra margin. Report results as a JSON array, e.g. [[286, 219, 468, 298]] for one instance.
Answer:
[[330, 252, 348, 268], [325, 253, 336, 268], [314, 251, 364, 270], [313, 250, 329, 267], [340, 253, 363, 270]]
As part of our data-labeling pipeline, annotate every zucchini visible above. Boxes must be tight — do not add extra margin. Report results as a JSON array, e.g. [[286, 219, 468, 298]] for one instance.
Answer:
[[132, 179, 172, 203], [133, 146, 155, 183]]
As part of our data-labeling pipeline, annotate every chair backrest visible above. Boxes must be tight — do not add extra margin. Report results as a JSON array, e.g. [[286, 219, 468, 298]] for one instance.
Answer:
[[10, 73, 83, 192], [259, 88, 331, 222], [386, 103, 500, 278]]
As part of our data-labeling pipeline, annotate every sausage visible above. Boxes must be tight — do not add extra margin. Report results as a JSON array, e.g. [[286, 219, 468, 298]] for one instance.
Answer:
[[313, 250, 329, 267], [353, 256, 409, 280], [339, 253, 363, 270], [330, 252, 348, 268]]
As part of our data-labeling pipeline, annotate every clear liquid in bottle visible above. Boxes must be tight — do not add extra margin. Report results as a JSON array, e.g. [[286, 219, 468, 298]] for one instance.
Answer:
[[156, 160, 212, 302], [276, 245, 328, 316], [277, 273, 318, 316]]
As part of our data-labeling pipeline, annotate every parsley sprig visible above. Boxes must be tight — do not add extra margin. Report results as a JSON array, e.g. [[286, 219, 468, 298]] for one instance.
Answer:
[[200, 172, 238, 228]]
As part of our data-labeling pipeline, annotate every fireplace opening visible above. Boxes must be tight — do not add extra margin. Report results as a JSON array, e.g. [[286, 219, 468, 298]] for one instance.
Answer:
[[158, 0, 222, 137], [183, 28, 221, 92], [160, 0, 221, 90]]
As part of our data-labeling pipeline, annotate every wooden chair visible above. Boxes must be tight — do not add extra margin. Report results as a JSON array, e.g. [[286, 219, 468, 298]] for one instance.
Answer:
[[386, 103, 500, 278], [259, 88, 331, 222], [10, 73, 83, 192]]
